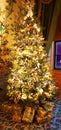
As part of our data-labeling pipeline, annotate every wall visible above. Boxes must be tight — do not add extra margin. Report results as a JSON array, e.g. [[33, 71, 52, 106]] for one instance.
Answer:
[[51, 9, 61, 93]]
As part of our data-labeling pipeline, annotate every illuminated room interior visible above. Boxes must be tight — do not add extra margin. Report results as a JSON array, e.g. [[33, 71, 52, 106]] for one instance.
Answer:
[[0, 0, 61, 129]]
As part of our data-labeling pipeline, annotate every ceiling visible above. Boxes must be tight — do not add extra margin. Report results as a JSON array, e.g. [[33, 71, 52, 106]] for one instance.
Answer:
[[34, 0, 61, 53]]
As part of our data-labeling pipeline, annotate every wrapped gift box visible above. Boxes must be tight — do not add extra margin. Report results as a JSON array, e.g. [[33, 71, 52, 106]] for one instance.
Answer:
[[35, 107, 47, 124], [2, 102, 12, 113], [12, 104, 23, 122], [12, 104, 22, 112], [43, 102, 54, 112], [35, 106, 53, 124], [12, 111, 22, 122], [22, 106, 35, 123], [35, 115, 42, 124], [35, 115, 50, 124], [37, 107, 46, 118]]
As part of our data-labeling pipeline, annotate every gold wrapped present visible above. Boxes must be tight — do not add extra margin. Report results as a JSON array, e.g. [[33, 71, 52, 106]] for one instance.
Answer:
[[36, 106, 52, 124], [12, 104, 22, 112], [35, 115, 42, 124], [35, 107, 47, 124], [44, 102, 54, 112], [35, 115, 50, 124], [22, 106, 35, 123], [37, 107, 46, 118], [12, 104, 23, 122], [2, 102, 12, 113], [12, 111, 22, 122]]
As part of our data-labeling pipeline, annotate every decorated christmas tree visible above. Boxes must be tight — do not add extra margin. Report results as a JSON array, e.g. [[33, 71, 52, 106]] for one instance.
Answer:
[[7, 0, 57, 111]]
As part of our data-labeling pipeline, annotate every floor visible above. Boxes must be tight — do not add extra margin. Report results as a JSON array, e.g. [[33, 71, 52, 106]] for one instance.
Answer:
[[0, 99, 51, 130], [0, 73, 61, 130], [0, 113, 50, 130], [50, 99, 61, 130]]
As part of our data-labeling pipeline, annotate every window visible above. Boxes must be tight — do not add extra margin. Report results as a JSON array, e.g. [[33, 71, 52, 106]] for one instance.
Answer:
[[54, 41, 61, 69]]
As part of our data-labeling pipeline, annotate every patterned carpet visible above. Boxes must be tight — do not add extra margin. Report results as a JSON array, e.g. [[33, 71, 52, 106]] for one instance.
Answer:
[[0, 98, 61, 130], [50, 99, 61, 130], [0, 90, 50, 130], [0, 117, 50, 130], [0, 102, 50, 130]]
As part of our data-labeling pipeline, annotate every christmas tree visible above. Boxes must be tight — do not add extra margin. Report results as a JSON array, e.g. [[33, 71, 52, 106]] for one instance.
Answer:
[[7, 0, 56, 107]]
